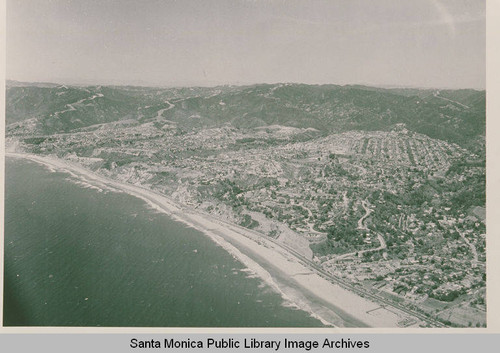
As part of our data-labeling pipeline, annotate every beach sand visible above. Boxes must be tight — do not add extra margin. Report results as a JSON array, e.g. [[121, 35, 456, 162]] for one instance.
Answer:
[[6, 152, 423, 328]]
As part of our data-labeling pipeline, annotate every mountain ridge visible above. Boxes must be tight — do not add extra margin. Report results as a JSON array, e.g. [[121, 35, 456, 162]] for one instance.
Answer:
[[6, 82, 485, 147]]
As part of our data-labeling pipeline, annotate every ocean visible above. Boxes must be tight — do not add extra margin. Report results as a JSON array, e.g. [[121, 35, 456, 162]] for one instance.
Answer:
[[3, 157, 324, 327]]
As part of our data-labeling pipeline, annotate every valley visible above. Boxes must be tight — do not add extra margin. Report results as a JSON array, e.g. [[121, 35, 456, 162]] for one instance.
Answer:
[[5, 81, 486, 327]]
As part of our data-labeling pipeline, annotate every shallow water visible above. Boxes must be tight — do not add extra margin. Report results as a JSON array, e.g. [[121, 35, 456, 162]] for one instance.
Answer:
[[4, 157, 324, 327]]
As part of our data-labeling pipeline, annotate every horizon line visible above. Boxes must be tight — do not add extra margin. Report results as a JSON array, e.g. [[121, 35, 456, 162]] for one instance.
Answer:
[[5, 78, 486, 92]]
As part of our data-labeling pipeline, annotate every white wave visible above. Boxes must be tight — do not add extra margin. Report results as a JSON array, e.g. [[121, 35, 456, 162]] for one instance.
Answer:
[[10, 152, 337, 327]]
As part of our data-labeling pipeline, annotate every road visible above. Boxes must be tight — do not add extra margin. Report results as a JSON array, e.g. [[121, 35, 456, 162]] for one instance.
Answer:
[[433, 91, 470, 109], [455, 226, 479, 267], [234, 221, 444, 327], [156, 100, 175, 120], [217, 200, 441, 327], [9, 152, 445, 327], [332, 231, 387, 262], [54, 93, 104, 117], [297, 203, 328, 235], [357, 200, 372, 230]]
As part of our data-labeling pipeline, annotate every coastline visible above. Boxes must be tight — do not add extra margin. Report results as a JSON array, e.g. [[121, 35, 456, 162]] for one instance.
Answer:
[[6, 152, 420, 328]]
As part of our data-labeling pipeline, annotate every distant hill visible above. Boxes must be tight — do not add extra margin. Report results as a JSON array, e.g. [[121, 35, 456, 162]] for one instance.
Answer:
[[6, 82, 485, 146]]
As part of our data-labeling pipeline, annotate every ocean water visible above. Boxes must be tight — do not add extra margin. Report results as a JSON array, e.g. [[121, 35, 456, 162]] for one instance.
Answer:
[[3, 157, 324, 327]]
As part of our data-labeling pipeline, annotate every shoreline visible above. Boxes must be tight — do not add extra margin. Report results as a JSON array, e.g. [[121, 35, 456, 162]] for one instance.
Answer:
[[6, 152, 420, 328]]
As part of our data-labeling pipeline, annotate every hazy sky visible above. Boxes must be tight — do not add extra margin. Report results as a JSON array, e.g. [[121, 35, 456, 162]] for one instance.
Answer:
[[7, 0, 485, 89]]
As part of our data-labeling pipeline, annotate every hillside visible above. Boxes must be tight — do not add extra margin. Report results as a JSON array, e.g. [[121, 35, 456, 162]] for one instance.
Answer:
[[5, 81, 486, 328], [6, 82, 485, 147]]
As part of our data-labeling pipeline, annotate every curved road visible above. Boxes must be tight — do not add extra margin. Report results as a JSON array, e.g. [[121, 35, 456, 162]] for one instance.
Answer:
[[8, 153, 445, 327]]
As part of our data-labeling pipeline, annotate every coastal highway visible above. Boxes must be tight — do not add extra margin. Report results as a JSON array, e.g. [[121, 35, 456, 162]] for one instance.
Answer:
[[87, 161, 447, 328], [210, 216, 447, 328], [9, 152, 446, 328], [280, 242, 446, 328]]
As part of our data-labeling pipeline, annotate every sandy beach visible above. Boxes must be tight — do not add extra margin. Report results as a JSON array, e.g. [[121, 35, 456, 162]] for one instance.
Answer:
[[6, 152, 423, 328]]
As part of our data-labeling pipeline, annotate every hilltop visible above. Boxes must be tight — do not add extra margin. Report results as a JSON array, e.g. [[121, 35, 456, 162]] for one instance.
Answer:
[[6, 82, 485, 147], [5, 81, 486, 328]]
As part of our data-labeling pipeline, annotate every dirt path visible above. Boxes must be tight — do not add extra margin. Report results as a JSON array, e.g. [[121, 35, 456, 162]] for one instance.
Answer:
[[156, 100, 175, 120], [433, 91, 470, 109], [357, 200, 372, 230], [54, 93, 104, 117]]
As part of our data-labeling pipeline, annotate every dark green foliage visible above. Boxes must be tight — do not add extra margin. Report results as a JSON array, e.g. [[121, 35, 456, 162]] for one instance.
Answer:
[[431, 289, 464, 302], [310, 240, 340, 256], [239, 214, 259, 229], [7, 82, 485, 147], [23, 137, 46, 145], [6, 85, 90, 125]]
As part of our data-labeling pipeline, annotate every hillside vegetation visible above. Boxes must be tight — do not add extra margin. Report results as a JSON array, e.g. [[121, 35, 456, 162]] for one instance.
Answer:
[[7, 82, 485, 147]]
